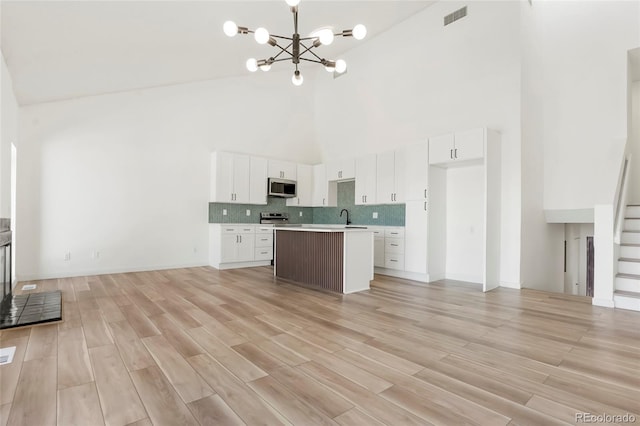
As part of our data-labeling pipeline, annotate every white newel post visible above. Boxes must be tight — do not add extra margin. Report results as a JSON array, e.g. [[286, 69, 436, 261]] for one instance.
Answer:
[[593, 204, 615, 307]]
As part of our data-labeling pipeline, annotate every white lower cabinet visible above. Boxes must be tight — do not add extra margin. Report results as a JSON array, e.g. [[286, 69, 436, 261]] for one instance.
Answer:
[[210, 224, 273, 269], [371, 227, 406, 273]]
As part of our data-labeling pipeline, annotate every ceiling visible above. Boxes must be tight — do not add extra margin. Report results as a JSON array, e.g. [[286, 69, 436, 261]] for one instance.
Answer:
[[1, 0, 434, 105]]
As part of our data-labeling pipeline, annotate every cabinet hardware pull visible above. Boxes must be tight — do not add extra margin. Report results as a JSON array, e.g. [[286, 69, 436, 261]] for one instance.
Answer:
[[454, 148, 458, 159], [424, 189, 427, 198], [424, 201, 427, 211], [323, 198, 325, 205]]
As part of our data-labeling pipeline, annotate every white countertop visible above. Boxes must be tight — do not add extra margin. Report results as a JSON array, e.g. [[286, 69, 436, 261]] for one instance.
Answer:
[[274, 225, 372, 233]]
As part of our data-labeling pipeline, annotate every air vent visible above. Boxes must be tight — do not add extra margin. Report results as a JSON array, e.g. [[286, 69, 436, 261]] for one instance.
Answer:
[[0, 347, 16, 365], [444, 6, 467, 26]]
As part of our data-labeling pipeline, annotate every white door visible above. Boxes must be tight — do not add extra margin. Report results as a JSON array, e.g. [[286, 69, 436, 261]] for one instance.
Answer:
[[312, 164, 328, 206], [220, 233, 238, 263], [211, 152, 234, 202], [392, 148, 406, 203], [236, 233, 255, 262]]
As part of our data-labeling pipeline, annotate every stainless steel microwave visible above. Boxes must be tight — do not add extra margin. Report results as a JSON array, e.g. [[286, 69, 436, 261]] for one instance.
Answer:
[[268, 178, 297, 198]]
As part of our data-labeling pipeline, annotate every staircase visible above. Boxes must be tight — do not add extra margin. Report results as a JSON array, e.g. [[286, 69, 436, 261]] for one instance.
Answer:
[[615, 204, 640, 311]]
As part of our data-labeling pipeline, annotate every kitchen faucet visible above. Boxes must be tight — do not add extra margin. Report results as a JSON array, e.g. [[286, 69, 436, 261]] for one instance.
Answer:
[[340, 209, 351, 225]]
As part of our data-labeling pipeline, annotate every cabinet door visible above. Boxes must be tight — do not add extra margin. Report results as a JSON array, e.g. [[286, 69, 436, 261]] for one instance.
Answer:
[[404, 142, 428, 201], [404, 200, 428, 274], [355, 154, 377, 205], [454, 128, 484, 162], [236, 233, 255, 262], [249, 156, 268, 205], [376, 151, 395, 204], [326, 159, 355, 180], [374, 237, 385, 267], [233, 154, 251, 203], [268, 160, 297, 180], [210, 152, 234, 202], [312, 164, 328, 206], [220, 233, 238, 263], [428, 133, 454, 165], [392, 149, 405, 204], [287, 164, 312, 206]]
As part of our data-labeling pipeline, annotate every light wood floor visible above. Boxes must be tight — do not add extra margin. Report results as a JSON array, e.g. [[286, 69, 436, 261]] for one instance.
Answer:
[[1, 266, 639, 426]]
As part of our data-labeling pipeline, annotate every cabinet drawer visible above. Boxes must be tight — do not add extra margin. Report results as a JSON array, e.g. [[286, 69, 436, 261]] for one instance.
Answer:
[[385, 238, 404, 254], [255, 234, 273, 247], [255, 247, 273, 260], [221, 226, 240, 234], [371, 229, 384, 237], [256, 226, 274, 234], [385, 228, 405, 239], [385, 254, 405, 270], [238, 225, 255, 234]]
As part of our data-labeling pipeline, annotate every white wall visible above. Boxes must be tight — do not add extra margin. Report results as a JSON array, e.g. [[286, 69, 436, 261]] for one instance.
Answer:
[[519, 1, 565, 293], [313, 1, 522, 286], [1, 53, 19, 219], [538, 1, 640, 210], [630, 82, 640, 203], [17, 71, 318, 279], [445, 165, 484, 284]]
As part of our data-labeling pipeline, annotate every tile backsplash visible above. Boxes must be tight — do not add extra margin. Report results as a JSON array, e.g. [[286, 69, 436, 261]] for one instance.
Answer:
[[209, 181, 405, 226]]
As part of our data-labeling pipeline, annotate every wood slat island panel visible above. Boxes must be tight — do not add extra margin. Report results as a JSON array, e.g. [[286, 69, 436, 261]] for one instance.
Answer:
[[275, 230, 344, 292]]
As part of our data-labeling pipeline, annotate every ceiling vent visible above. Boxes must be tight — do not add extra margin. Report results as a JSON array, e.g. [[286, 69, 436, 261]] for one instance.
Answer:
[[444, 6, 467, 26]]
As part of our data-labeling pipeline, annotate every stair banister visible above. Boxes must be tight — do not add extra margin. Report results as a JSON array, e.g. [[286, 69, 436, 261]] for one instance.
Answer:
[[614, 151, 632, 245]]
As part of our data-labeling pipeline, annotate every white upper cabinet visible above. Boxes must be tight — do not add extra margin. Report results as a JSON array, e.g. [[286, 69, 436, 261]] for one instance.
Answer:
[[326, 158, 355, 181], [211, 152, 251, 203], [268, 159, 297, 180], [429, 128, 484, 165], [355, 154, 377, 205], [376, 149, 405, 204], [249, 156, 268, 205], [404, 141, 428, 201], [286, 164, 313, 206], [312, 164, 333, 207]]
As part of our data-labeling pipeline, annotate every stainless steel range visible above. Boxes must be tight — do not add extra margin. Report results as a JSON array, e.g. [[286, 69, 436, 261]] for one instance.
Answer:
[[259, 212, 290, 225]]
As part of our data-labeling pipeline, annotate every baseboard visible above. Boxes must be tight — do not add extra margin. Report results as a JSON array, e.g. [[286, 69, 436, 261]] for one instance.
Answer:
[[500, 281, 521, 289], [374, 268, 429, 283], [592, 298, 615, 308], [445, 272, 483, 284], [17, 261, 209, 282], [212, 260, 272, 270]]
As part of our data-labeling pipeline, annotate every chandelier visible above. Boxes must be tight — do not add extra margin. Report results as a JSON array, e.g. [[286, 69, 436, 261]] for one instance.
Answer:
[[223, 0, 367, 86]]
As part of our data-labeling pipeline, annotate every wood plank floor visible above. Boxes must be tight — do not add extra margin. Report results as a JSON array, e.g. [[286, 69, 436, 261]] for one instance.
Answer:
[[1, 266, 639, 426]]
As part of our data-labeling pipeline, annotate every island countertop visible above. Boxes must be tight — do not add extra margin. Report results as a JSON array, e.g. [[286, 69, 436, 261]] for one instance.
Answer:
[[274, 225, 371, 233]]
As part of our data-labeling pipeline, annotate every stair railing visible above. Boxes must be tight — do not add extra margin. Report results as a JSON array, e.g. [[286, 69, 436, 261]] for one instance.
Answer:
[[614, 151, 631, 245]]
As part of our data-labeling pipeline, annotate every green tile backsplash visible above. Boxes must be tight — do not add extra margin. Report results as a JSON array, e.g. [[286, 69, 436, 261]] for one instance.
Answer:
[[209, 180, 405, 226]]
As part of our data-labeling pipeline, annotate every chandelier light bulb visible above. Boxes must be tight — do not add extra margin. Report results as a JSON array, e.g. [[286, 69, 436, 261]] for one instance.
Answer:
[[260, 64, 271, 72], [319, 29, 334, 46], [254, 27, 270, 44], [352, 24, 367, 40], [335, 59, 347, 73], [285, 0, 301, 6], [246, 58, 258, 72], [223, 21, 238, 37], [325, 65, 335, 73], [292, 71, 304, 86]]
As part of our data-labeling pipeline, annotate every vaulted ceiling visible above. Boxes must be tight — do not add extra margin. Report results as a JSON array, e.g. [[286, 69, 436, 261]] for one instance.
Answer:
[[1, 1, 434, 105]]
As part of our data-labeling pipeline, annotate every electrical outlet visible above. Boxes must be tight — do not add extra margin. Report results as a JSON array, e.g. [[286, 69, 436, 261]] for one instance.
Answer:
[[64, 252, 71, 261], [223, 209, 228, 216], [91, 251, 100, 259], [299, 211, 303, 217], [246, 209, 251, 216], [373, 212, 378, 219]]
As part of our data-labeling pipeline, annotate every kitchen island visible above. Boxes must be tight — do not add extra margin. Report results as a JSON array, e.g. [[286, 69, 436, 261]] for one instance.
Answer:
[[274, 227, 373, 294]]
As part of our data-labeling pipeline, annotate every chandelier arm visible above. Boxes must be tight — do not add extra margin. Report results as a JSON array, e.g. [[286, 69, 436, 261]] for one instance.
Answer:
[[270, 57, 294, 63], [270, 34, 294, 41], [299, 57, 324, 65], [298, 41, 323, 61], [272, 42, 294, 58]]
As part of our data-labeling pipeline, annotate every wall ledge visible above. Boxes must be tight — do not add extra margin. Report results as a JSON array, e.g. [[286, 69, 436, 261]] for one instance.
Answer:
[[544, 208, 594, 223]]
